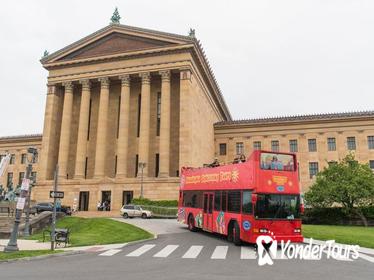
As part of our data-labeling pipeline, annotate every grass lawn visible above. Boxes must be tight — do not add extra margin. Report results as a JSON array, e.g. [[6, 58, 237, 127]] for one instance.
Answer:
[[0, 250, 62, 261], [302, 224, 374, 249], [28, 217, 153, 247]]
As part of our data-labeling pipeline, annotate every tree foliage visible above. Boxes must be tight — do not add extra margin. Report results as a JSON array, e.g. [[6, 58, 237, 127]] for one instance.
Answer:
[[305, 153, 374, 226]]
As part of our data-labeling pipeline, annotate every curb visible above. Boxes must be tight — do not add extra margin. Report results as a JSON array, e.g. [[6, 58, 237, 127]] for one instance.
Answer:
[[0, 250, 83, 264], [303, 238, 374, 255]]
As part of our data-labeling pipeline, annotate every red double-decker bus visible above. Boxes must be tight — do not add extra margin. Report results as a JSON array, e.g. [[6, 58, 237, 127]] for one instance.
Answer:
[[177, 150, 303, 245]]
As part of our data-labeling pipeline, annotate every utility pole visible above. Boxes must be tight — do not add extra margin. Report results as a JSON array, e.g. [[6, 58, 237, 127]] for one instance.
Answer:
[[51, 165, 58, 251], [4, 148, 35, 252]]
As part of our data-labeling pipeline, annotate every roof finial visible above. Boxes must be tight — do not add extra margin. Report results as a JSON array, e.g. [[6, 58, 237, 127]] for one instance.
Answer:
[[42, 50, 49, 58], [110, 7, 121, 24], [188, 28, 196, 38]]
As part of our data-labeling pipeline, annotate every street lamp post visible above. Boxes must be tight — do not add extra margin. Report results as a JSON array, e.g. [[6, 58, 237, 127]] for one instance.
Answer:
[[138, 162, 146, 199], [23, 148, 38, 237], [4, 147, 37, 252]]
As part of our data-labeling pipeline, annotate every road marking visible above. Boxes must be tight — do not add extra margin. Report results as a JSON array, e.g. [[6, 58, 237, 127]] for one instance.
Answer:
[[126, 244, 156, 257], [182, 245, 203, 259], [211, 246, 228, 259], [99, 249, 122, 256], [273, 249, 288, 259], [240, 247, 256, 259], [358, 253, 374, 263], [153, 245, 179, 258]]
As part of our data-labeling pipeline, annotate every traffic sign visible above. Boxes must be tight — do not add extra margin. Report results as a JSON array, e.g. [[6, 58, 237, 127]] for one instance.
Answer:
[[50, 191, 64, 199]]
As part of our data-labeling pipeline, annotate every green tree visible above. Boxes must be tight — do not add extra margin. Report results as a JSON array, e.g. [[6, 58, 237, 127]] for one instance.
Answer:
[[305, 153, 374, 226]]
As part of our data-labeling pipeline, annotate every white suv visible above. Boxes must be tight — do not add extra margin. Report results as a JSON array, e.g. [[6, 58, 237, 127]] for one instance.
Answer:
[[120, 205, 152, 219]]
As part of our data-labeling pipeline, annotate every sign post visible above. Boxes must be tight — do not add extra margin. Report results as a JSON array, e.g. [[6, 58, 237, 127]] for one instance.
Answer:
[[51, 165, 59, 251]]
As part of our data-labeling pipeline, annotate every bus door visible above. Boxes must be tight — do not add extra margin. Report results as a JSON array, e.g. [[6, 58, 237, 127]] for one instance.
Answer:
[[203, 192, 214, 231]]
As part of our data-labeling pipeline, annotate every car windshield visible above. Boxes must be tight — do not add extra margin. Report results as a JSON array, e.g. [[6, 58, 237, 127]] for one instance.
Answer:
[[255, 194, 300, 219]]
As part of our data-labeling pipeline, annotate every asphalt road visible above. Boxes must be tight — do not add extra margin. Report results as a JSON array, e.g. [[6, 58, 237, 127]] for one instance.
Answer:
[[1, 220, 373, 280]]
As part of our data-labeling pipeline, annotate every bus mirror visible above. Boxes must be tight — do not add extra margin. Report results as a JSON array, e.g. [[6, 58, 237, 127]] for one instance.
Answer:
[[252, 194, 257, 204]]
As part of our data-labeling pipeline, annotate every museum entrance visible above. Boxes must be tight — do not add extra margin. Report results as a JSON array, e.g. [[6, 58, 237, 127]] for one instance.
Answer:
[[101, 191, 111, 211], [79, 191, 89, 211], [122, 191, 134, 206]]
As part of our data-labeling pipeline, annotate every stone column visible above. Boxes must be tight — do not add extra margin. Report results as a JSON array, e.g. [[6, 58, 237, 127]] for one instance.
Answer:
[[159, 70, 171, 177], [74, 79, 91, 179], [57, 82, 74, 179], [179, 69, 193, 168], [94, 77, 110, 178], [116, 75, 131, 177], [138, 72, 151, 177], [38, 84, 59, 181]]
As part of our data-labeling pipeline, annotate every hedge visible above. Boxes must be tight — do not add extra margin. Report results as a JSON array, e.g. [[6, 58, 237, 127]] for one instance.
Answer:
[[131, 198, 178, 207]]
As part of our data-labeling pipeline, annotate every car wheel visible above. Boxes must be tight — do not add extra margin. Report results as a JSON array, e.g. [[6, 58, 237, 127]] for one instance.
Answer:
[[123, 213, 129, 219]]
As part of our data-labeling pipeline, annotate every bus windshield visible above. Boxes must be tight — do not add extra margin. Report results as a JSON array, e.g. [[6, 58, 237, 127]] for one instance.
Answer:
[[255, 194, 300, 220], [260, 152, 295, 171]]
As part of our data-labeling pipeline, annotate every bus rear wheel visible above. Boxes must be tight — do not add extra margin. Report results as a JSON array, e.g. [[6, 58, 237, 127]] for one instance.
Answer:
[[188, 214, 197, 232]]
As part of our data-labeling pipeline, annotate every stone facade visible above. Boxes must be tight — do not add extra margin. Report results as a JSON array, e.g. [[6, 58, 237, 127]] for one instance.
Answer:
[[1, 23, 374, 210]]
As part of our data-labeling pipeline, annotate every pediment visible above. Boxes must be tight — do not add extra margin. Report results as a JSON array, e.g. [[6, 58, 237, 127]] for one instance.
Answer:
[[58, 32, 176, 61]]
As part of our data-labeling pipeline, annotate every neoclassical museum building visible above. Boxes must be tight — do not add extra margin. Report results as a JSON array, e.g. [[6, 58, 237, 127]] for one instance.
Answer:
[[1, 15, 374, 211]]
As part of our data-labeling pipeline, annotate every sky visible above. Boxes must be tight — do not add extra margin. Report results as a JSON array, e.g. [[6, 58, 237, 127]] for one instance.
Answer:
[[0, 0, 373, 136]]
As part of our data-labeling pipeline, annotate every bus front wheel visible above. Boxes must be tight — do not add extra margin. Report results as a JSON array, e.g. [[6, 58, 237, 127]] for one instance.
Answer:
[[228, 221, 241, 246]]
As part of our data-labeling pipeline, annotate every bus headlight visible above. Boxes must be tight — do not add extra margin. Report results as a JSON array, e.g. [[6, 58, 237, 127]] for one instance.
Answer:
[[259, 228, 268, 233], [294, 228, 301, 233]]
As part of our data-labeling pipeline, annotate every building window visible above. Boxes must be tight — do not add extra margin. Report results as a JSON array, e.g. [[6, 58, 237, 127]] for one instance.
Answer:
[[328, 160, 337, 166], [219, 143, 227, 156], [114, 155, 118, 175], [21, 153, 27, 164], [309, 162, 319, 178], [84, 157, 88, 179], [236, 142, 244, 155], [271, 140, 279, 152], [9, 154, 15, 165], [87, 99, 92, 140], [253, 141, 261, 150], [289, 140, 298, 152], [369, 160, 374, 170], [155, 153, 160, 177], [156, 92, 161, 136], [368, 136, 374, 149], [7, 172, 13, 187], [135, 154, 139, 177], [116, 96, 121, 138], [18, 172, 25, 185], [308, 139, 317, 152], [327, 137, 336, 151], [347, 137, 356, 150], [31, 172, 37, 183], [137, 94, 141, 137]]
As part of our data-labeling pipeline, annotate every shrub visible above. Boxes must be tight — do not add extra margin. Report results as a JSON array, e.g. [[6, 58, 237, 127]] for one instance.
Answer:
[[131, 198, 178, 207]]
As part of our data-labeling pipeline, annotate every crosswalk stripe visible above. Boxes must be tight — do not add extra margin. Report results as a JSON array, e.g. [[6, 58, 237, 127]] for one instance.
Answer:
[[240, 247, 256, 259], [153, 245, 179, 258], [99, 249, 122, 256], [211, 246, 228, 259], [182, 246, 204, 259], [126, 244, 156, 257]]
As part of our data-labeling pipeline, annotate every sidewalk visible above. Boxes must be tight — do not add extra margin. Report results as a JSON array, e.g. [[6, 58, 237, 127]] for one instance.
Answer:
[[0, 239, 128, 253]]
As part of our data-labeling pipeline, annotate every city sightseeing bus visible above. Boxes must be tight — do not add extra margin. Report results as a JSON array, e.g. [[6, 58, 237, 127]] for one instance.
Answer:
[[177, 150, 303, 245]]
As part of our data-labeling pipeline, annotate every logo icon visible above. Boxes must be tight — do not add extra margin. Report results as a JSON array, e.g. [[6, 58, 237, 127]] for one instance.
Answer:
[[242, 220, 251, 231], [256, 234, 277, 266]]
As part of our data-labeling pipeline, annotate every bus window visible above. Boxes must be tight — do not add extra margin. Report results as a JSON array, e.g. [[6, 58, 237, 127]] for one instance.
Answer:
[[214, 191, 221, 211], [260, 152, 295, 171], [242, 191, 252, 214], [221, 191, 227, 212], [227, 191, 241, 213], [203, 194, 208, 213]]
